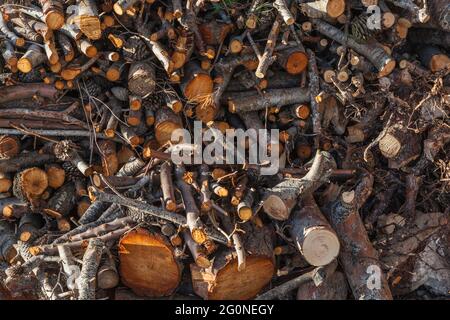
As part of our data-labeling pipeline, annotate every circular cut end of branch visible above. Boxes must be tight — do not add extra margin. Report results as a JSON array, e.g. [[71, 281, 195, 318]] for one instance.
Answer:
[[165, 200, 177, 212], [98, 269, 120, 289], [341, 190, 355, 204], [17, 58, 32, 73], [155, 120, 183, 145], [45, 12, 65, 30], [229, 39, 243, 54], [85, 45, 98, 58], [238, 206, 253, 221], [379, 133, 401, 159], [430, 54, 450, 73], [302, 227, 340, 266], [378, 59, 396, 78], [15, 38, 25, 47], [119, 228, 181, 297], [195, 256, 274, 300], [184, 74, 213, 102], [382, 12, 396, 29], [191, 228, 207, 245], [286, 52, 308, 75], [20, 168, 48, 199], [263, 195, 289, 221], [246, 16, 257, 29], [20, 231, 32, 242], [327, 0, 346, 18], [46, 166, 65, 189]]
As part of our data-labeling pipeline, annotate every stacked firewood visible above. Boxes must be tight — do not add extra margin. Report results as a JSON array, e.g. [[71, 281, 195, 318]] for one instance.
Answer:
[[0, 0, 449, 300]]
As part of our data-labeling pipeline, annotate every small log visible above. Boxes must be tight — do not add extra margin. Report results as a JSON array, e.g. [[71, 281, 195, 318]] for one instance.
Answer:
[[77, 238, 104, 300], [301, 0, 346, 19], [72, 0, 102, 40], [56, 32, 75, 62], [38, 0, 64, 30], [277, 46, 308, 75], [97, 250, 119, 289], [175, 166, 207, 244], [160, 161, 177, 211], [0, 13, 25, 47], [45, 164, 65, 189], [18, 44, 46, 73], [1, 41, 18, 67], [0, 220, 17, 262], [255, 17, 281, 79], [0, 136, 20, 160], [289, 194, 340, 266], [180, 61, 213, 102], [274, 0, 295, 25], [191, 224, 274, 300], [182, 229, 211, 269], [154, 107, 183, 145], [13, 167, 48, 203], [18, 212, 44, 242], [128, 62, 156, 97], [378, 100, 422, 169], [97, 140, 118, 176], [327, 178, 393, 300], [118, 227, 181, 297], [416, 46, 450, 72], [43, 182, 76, 220], [0, 172, 12, 193], [263, 151, 336, 220], [228, 87, 310, 113]]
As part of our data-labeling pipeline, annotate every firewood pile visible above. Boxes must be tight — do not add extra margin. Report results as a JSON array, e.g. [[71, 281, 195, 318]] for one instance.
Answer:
[[0, 0, 449, 300]]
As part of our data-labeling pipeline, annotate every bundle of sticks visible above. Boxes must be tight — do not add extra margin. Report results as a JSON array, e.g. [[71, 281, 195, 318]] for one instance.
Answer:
[[0, 0, 449, 300]]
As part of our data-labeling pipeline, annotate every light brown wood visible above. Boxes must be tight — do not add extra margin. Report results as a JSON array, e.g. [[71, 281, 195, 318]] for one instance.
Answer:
[[118, 228, 181, 297]]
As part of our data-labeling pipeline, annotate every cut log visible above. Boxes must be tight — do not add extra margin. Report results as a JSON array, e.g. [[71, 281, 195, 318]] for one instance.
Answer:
[[39, 0, 64, 30], [154, 107, 183, 145], [18, 45, 46, 73], [18, 212, 44, 242], [301, 0, 346, 19], [118, 228, 181, 297], [97, 250, 119, 289], [43, 182, 76, 220], [72, 0, 102, 40], [312, 19, 395, 77], [416, 46, 450, 72], [327, 180, 393, 300], [277, 46, 308, 75], [180, 62, 213, 102], [0, 136, 20, 159], [228, 87, 310, 113], [128, 62, 156, 97], [77, 238, 104, 300], [13, 167, 48, 203], [191, 224, 274, 300], [263, 151, 336, 220], [45, 164, 65, 189], [289, 194, 340, 266], [0, 220, 17, 262]]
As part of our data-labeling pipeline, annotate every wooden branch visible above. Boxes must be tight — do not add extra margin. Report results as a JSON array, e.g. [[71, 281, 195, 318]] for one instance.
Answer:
[[263, 150, 336, 220], [77, 238, 104, 300], [312, 19, 395, 77]]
